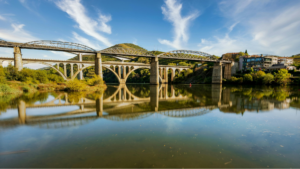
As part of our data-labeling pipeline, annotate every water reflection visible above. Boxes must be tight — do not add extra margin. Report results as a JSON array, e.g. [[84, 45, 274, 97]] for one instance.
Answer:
[[0, 84, 300, 168], [1, 84, 299, 129]]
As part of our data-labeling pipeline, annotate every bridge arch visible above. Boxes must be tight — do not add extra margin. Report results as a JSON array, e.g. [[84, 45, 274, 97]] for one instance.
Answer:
[[20, 40, 96, 53], [72, 64, 121, 83], [157, 50, 215, 60], [23, 62, 67, 80], [124, 67, 163, 83]]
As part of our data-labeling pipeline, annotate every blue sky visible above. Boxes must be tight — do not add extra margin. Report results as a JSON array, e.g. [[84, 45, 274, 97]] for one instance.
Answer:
[[1, 0, 300, 68]]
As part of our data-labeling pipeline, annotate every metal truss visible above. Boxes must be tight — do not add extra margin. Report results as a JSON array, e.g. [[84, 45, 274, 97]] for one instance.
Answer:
[[0, 39, 14, 46], [157, 50, 215, 60], [100, 47, 154, 56], [20, 40, 96, 53]]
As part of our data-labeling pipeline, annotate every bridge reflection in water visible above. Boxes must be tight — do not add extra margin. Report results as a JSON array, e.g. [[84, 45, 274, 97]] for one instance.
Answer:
[[1, 84, 230, 129]]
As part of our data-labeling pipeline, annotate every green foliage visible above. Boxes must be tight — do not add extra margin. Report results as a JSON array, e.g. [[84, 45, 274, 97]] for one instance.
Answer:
[[229, 76, 243, 84], [168, 63, 177, 66], [178, 62, 189, 66], [262, 73, 274, 84], [66, 79, 87, 91], [204, 77, 212, 83], [22, 86, 30, 93], [243, 74, 253, 82], [86, 75, 104, 86], [274, 69, 291, 85], [5, 65, 19, 81], [184, 69, 193, 77], [0, 84, 13, 94]]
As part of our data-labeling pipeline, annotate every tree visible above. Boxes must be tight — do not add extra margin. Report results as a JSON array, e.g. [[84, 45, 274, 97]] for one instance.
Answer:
[[243, 74, 253, 82], [262, 73, 274, 84], [245, 50, 248, 55], [274, 69, 291, 85]]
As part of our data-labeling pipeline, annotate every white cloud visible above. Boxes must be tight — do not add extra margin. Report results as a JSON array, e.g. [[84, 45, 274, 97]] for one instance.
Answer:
[[199, 0, 300, 56], [55, 0, 113, 47], [198, 34, 245, 56], [158, 0, 199, 49], [0, 23, 37, 42], [133, 38, 137, 45], [72, 32, 101, 50], [0, 15, 5, 21]]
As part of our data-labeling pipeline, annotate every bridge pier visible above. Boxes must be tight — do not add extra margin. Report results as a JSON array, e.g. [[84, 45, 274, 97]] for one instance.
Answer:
[[150, 57, 159, 85], [18, 100, 26, 124], [211, 84, 222, 106], [96, 96, 103, 117], [224, 63, 232, 79], [150, 85, 159, 111], [70, 63, 74, 77], [212, 62, 222, 84], [170, 68, 176, 83], [78, 54, 83, 80], [95, 53, 103, 78], [14, 47, 23, 71], [63, 63, 67, 77]]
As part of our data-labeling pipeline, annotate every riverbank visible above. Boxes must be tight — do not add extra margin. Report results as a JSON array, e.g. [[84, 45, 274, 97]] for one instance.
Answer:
[[0, 81, 107, 96]]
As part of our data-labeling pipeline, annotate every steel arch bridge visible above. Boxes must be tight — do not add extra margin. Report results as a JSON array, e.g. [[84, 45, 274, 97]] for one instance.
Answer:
[[0, 39, 226, 62], [20, 40, 96, 53]]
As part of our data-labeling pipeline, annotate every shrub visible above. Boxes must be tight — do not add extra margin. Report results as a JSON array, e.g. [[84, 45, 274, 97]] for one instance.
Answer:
[[86, 75, 104, 86], [0, 76, 6, 83], [274, 69, 291, 85], [237, 77, 243, 83], [0, 84, 13, 94], [22, 86, 30, 93], [243, 74, 253, 82], [66, 79, 87, 91], [263, 73, 274, 84]]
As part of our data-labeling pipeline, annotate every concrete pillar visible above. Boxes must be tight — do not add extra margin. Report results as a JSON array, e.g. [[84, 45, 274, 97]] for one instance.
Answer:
[[159, 68, 162, 78], [80, 105, 84, 111], [224, 63, 232, 79], [14, 47, 23, 71], [56, 63, 59, 70], [212, 62, 222, 84], [94, 53, 103, 78], [164, 84, 168, 99], [70, 63, 74, 78], [150, 57, 159, 85], [118, 66, 121, 78], [78, 53, 83, 80], [212, 84, 222, 106], [113, 65, 116, 72], [63, 63, 67, 77], [171, 69, 176, 83], [64, 93, 69, 104], [150, 85, 159, 111], [123, 66, 127, 79], [164, 68, 168, 84], [96, 96, 103, 117], [231, 62, 238, 75], [18, 100, 26, 124]]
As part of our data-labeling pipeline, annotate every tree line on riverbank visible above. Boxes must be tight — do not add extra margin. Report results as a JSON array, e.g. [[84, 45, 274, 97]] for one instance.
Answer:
[[0, 65, 105, 96], [225, 69, 297, 85]]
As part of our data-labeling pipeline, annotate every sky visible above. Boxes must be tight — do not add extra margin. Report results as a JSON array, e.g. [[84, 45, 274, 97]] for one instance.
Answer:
[[1, 0, 300, 68]]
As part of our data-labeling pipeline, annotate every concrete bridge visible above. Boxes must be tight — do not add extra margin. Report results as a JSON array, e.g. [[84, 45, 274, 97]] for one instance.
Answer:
[[0, 84, 230, 128], [0, 57, 189, 83], [0, 39, 235, 84]]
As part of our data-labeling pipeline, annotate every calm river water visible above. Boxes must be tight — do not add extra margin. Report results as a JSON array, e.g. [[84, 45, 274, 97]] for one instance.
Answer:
[[0, 84, 299, 168]]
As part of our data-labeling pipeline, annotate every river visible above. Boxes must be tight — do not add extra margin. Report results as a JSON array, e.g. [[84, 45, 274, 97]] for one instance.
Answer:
[[0, 84, 299, 168]]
